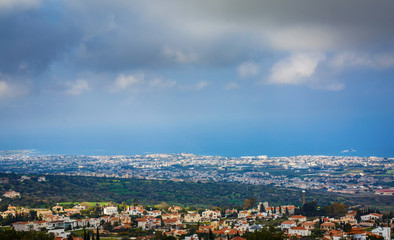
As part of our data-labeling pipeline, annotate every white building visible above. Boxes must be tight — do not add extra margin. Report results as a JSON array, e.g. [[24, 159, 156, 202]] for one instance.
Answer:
[[360, 213, 383, 221], [3, 190, 21, 198], [371, 227, 391, 240], [13, 222, 34, 231], [147, 210, 161, 217], [288, 226, 311, 236], [103, 206, 118, 215], [38, 176, 46, 182], [184, 212, 201, 222], [201, 210, 221, 220], [281, 220, 296, 230]]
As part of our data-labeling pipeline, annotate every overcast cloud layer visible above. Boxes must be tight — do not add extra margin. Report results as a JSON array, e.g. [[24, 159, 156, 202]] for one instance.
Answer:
[[0, 1, 394, 156]]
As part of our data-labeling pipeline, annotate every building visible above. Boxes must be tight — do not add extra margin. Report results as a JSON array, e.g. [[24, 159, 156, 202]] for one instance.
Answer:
[[52, 205, 63, 213], [360, 213, 383, 222], [103, 206, 118, 215], [301, 221, 316, 230], [281, 220, 297, 230], [3, 190, 20, 198], [185, 212, 201, 222], [374, 189, 394, 195], [147, 210, 161, 217], [288, 215, 307, 223], [38, 176, 46, 182], [13, 222, 34, 231], [288, 226, 311, 236], [371, 227, 391, 240], [321, 222, 336, 231], [201, 210, 221, 220]]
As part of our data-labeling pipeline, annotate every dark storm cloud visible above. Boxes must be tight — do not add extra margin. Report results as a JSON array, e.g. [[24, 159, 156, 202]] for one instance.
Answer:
[[64, 0, 394, 73], [0, 6, 82, 75], [1, 0, 394, 85]]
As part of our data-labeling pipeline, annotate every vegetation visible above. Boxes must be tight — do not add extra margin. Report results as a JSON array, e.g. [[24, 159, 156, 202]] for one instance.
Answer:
[[0, 229, 54, 240], [0, 173, 392, 211]]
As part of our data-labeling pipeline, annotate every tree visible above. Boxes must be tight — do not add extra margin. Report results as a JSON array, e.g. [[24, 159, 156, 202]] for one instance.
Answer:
[[259, 204, 266, 213], [244, 199, 251, 209], [344, 223, 352, 232], [155, 202, 170, 211], [208, 229, 214, 240], [96, 227, 100, 240], [67, 233, 74, 240], [323, 202, 348, 217]]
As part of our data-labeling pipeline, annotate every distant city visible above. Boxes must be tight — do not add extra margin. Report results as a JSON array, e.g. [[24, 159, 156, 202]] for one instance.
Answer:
[[1, 151, 392, 195]]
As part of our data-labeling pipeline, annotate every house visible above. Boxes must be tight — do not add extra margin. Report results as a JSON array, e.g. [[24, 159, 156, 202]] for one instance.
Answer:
[[281, 205, 297, 215], [346, 211, 357, 219], [238, 211, 249, 218], [324, 230, 345, 240], [147, 210, 161, 217], [13, 222, 34, 231], [20, 176, 30, 181], [168, 206, 182, 213], [202, 210, 221, 220], [371, 227, 391, 240], [52, 205, 63, 213], [136, 216, 161, 230], [321, 222, 336, 231], [73, 204, 86, 211], [162, 213, 181, 220], [34, 209, 53, 218], [288, 226, 311, 236], [165, 229, 188, 237], [1, 210, 16, 218], [38, 176, 46, 182], [248, 224, 263, 232], [3, 190, 21, 198], [163, 218, 182, 228], [360, 213, 383, 222], [185, 212, 201, 222], [225, 209, 238, 216], [288, 215, 307, 223], [301, 221, 316, 230], [64, 208, 80, 216], [33, 221, 49, 231], [197, 226, 215, 233], [103, 206, 118, 215], [358, 222, 374, 228], [128, 206, 145, 216], [374, 189, 394, 196], [281, 220, 297, 230]]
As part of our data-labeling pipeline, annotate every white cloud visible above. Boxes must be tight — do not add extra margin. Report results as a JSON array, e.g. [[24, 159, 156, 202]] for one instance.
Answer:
[[180, 80, 210, 91], [162, 46, 198, 64], [266, 26, 338, 52], [65, 79, 90, 95], [268, 53, 326, 85], [113, 73, 144, 91], [224, 82, 240, 90], [0, 0, 41, 10], [237, 61, 260, 78], [0, 81, 10, 97], [195, 81, 209, 90], [331, 52, 394, 70], [0, 77, 30, 98], [149, 78, 176, 88]]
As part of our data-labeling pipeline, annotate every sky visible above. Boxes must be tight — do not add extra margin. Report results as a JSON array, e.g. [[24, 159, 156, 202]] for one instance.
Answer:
[[0, 0, 394, 157]]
